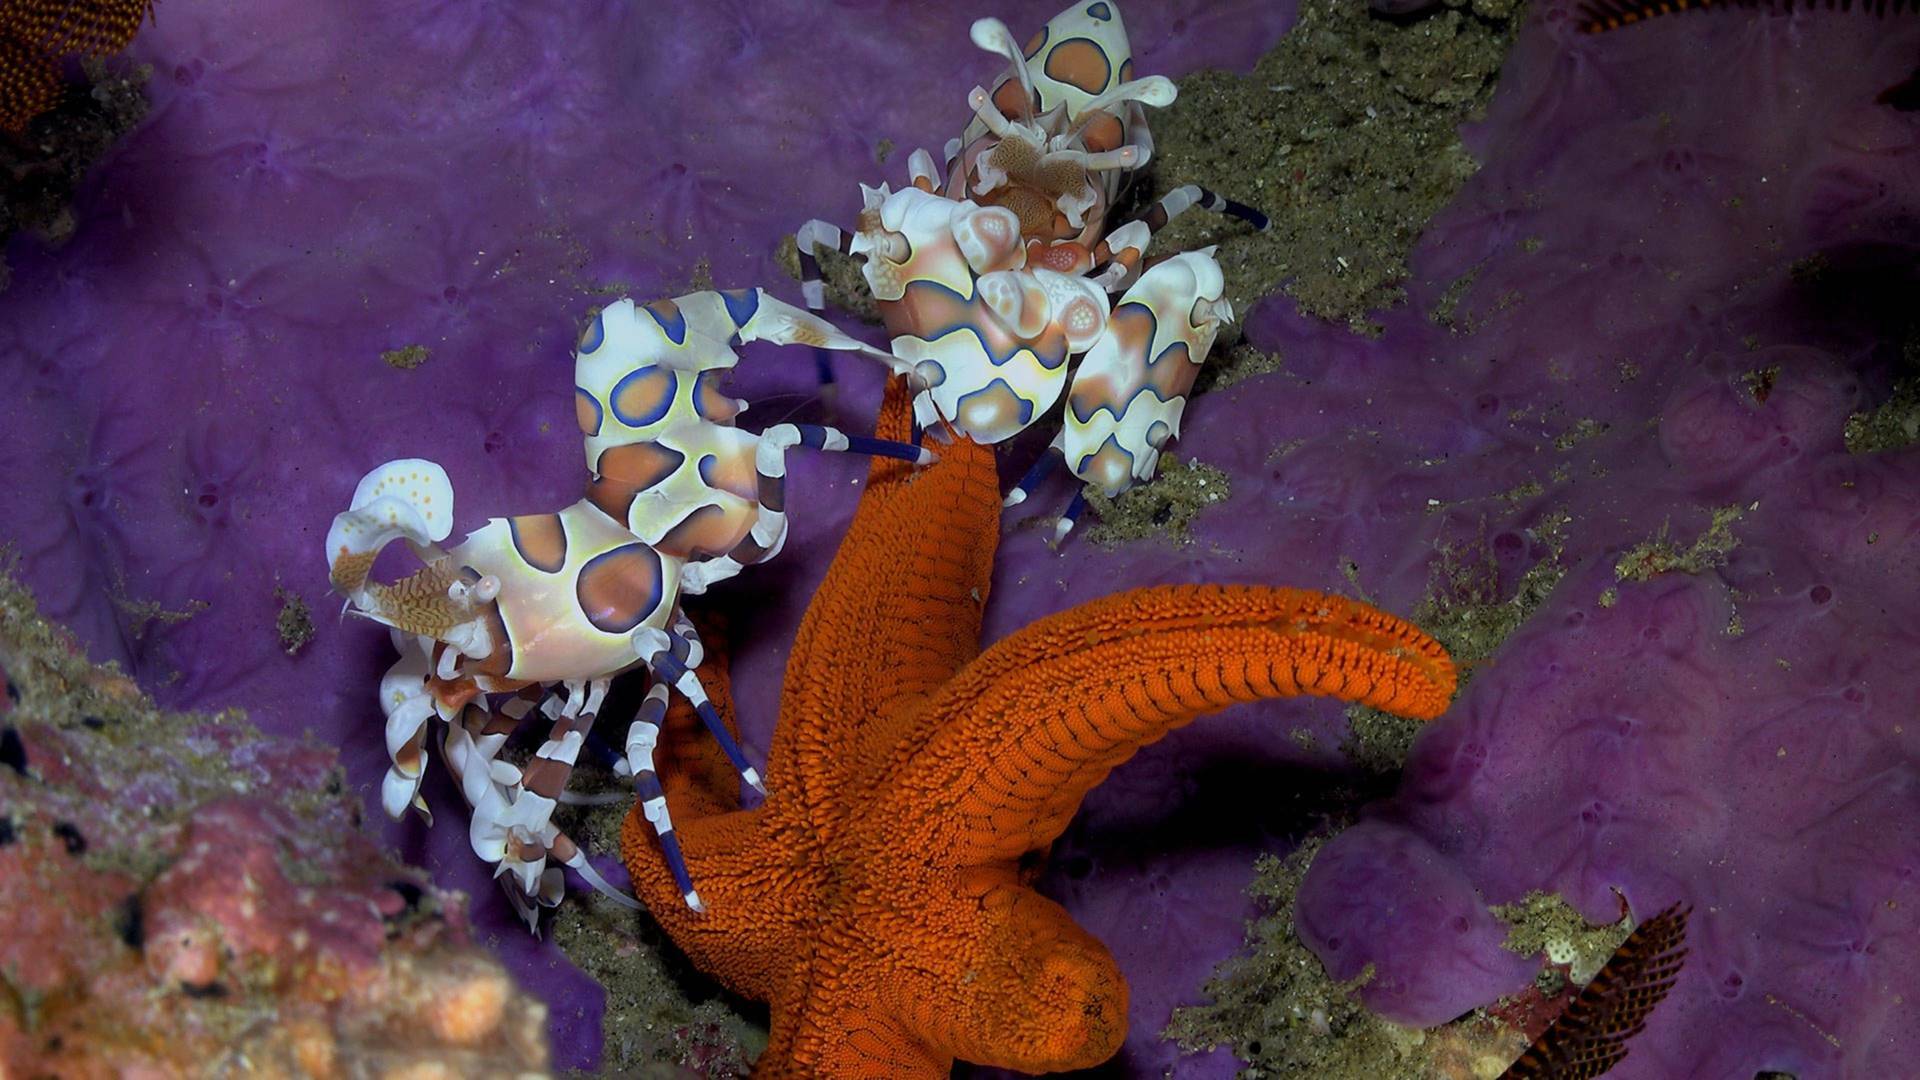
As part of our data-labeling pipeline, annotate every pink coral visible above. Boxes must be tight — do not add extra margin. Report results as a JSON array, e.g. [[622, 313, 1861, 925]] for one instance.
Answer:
[[0, 574, 549, 1078]]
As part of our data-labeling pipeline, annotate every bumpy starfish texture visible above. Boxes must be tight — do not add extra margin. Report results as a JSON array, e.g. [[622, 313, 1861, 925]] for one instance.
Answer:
[[0, 0, 153, 130], [621, 377, 1458, 1077]]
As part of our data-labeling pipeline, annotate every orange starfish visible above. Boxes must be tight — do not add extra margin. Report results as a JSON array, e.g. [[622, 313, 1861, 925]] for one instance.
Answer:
[[0, 0, 155, 131], [620, 377, 1458, 1077]]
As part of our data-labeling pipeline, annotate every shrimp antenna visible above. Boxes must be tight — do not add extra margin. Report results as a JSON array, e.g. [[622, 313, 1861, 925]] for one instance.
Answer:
[[970, 17, 1039, 124]]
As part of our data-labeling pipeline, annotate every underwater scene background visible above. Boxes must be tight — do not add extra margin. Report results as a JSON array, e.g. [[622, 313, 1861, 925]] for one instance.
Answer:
[[3, 0, 1918, 1076]]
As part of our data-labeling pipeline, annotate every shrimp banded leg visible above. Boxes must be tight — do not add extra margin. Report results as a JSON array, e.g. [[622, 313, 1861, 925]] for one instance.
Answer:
[[1092, 184, 1273, 289], [1138, 184, 1272, 234], [512, 680, 643, 905], [1001, 436, 1091, 547], [377, 638, 439, 822], [680, 422, 936, 595], [456, 682, 643, 929], [794, 219, 859, 393], [619, 680, 700, 910], [616, 617, 770, 912], [636, 625, 761, 799], [1004, 435, 1065, 510], [438, 699, 562, 930]]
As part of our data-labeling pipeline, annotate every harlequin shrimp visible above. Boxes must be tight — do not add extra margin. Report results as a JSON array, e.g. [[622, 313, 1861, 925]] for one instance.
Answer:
[[326, 289, 925, 925], [795, 1, 1270, 542]]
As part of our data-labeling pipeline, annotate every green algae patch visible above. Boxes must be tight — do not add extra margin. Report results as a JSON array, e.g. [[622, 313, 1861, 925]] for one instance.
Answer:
[[551, 893, 763, 1080], [1339, 705, 1424, 777], [1144, 0, 1520, 337], [1171, 831, 1541, 1078], [1195, 339, 1291, 395], [108, 570, 207, 643], [552, 764, 765, 1077], [776, 232, 878, 324], [1167, 836, 1432, 1078], [1844, 372, 1920, 453], [1081, 455, 1231, 547], [1166, 837, 1399, 1074], [381, 344, 432, 370], [1344, 514, 1567, 773], [1420, 513, 1569, 670], [1614, 504, 1743, 582], [274, 587, 314, 656], [1493, 891, 1633, 985]]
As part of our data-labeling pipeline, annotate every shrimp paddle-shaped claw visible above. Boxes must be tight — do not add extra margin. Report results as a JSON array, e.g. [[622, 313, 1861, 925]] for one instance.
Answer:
[[327, 289, 930, 923]]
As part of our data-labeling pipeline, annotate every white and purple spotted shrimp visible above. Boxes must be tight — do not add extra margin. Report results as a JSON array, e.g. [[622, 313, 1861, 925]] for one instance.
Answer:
[[794, 1, 1269, 543], [327, 288, 925, 926]]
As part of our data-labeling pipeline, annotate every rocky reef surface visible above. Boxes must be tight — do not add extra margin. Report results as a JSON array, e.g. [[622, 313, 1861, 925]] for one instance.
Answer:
[[0, 570, 549, 1077]]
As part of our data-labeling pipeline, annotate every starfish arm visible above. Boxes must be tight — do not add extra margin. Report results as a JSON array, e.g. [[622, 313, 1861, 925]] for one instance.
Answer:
[[763, 958, 954, 1079], [888, 585, 1457, 863], [781, 431, 997, 716], [618, 806, 812, 1001], [774, 377, 1003, 825], [763, 872, 1127, 1077], [893, 873, 1131, 1075]]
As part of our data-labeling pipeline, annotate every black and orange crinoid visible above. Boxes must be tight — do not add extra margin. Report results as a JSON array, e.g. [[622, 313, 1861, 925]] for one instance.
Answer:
[[1500, 902, 1693, 1079]]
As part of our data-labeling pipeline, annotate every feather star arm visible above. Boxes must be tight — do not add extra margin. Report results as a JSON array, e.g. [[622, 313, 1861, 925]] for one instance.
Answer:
[[1500, 902, 1693, 1079]]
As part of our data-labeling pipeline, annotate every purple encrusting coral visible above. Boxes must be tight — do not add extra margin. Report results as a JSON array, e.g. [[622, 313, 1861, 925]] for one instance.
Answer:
[[0, 0, 1298, 1071], [3, 0, 1918, 1078]]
